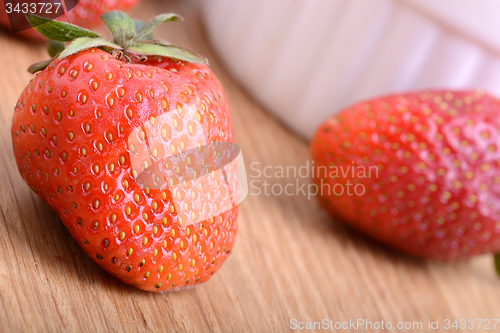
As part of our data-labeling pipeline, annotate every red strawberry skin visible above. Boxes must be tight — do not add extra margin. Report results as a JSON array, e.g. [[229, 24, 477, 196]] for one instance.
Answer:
[[11, 48, 238, 291], [311, 91, 500, 261], [0, 0, 140, 41]]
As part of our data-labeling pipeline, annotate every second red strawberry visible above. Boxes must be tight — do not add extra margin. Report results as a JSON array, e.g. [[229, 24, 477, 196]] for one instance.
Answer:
[[311, 90, 500, 261]]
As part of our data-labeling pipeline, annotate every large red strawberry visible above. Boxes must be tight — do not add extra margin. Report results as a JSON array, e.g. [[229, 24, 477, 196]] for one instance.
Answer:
[[0, 0, 140, 41], [11, 12, 239, 291], [311, 90, 500, 265]]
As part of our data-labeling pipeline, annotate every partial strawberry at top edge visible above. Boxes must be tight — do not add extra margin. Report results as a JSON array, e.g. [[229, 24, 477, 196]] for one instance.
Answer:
[[0, 0, 141, 41]]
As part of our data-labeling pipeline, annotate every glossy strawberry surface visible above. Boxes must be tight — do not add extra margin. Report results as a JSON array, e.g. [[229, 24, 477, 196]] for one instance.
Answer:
[[11, 48, 238, 291], [311, 90, 500, 260]]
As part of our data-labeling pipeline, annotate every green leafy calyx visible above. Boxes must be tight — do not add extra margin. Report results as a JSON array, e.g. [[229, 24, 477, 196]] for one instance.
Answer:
[[26, 11, 207, 73]]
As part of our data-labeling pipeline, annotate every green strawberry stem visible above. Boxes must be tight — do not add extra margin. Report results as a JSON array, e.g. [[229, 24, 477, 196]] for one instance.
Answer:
[[26, 11, 207, 73], [101, 11, 136, 48], [27, 59, 53, 73], [495, 254, 500, 277], [46, 39, 65, 58]]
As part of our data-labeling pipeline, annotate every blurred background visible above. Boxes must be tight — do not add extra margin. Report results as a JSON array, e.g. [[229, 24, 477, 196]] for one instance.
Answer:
[[199, 0, 500, 138]]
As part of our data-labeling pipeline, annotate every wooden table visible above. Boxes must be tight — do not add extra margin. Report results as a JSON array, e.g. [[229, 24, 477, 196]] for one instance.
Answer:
[[0, 0, 499, 332]]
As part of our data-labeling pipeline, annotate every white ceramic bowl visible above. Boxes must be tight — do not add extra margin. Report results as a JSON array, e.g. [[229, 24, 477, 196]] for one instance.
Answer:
[[200, 0, 500, 139]]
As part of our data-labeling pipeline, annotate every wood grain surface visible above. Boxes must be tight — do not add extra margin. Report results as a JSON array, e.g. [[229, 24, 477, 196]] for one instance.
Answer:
[[0, 0, 499, 332]]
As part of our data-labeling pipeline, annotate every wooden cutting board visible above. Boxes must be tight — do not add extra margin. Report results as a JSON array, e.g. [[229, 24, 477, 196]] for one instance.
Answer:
[[0, 0, 499, 332]]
